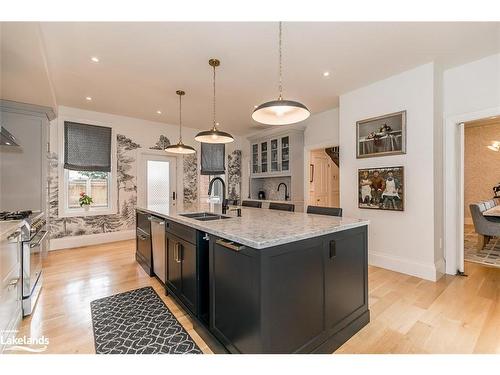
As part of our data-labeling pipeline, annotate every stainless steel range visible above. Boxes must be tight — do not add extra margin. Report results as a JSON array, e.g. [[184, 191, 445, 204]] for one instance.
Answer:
[[0, 210, 48, 316]]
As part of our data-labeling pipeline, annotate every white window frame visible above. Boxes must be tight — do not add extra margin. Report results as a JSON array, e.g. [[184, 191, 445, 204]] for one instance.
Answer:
[[57, 116, 117, 218]]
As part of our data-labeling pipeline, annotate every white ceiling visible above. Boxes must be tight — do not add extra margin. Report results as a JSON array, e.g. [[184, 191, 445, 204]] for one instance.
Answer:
[[2, 22, 500, 135]]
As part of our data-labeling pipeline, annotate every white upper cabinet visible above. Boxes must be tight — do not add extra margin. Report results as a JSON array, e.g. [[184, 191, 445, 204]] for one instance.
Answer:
[[249, 131, 299, 178]]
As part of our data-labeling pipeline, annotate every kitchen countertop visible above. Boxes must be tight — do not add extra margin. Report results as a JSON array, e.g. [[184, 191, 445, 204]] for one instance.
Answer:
[[137, 203, 369, 249], [0, 220, 22, 241]]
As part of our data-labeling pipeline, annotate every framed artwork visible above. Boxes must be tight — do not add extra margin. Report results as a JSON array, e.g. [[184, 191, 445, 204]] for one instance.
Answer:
[[356, 110, 406, 158], [358, 166, 404, 211]]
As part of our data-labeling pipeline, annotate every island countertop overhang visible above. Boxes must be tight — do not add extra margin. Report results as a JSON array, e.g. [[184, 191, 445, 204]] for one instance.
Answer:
[[136, 204, 369, 249]]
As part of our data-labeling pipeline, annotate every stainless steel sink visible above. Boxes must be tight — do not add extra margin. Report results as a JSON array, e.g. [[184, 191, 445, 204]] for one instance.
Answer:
[[179, 212, 231, 221]]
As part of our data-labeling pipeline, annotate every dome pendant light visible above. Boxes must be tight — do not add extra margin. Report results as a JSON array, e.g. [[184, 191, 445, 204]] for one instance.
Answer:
[[195, 58, 234, 144], [252, 22, 310, 125], [165, 90, 196, 154]]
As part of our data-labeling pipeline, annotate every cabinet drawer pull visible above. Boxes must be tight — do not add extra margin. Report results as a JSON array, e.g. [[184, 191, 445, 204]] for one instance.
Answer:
[[175, 243, 182, 263], [329, 240, 337, 259], [216, 239, 245, 252]]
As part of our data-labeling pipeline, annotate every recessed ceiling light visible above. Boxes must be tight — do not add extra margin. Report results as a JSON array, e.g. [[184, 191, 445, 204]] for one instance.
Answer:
[[91, 56, 99, 63], [323, 71, 330, 77], [254, 105, 258, 108], [156, 110, 162, 114], [85, 96, 92, 101]]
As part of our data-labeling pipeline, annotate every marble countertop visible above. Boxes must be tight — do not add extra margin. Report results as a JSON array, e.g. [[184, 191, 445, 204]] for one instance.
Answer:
[[137, 203, 369, 249], [0, 220, 22, 241]]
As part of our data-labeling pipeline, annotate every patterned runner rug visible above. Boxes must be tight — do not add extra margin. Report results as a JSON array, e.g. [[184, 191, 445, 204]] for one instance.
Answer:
[[90, 286, 202, 354]]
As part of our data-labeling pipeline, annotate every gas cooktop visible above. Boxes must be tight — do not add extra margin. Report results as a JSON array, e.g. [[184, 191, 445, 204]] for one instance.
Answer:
[[0, 210, 33, 221]]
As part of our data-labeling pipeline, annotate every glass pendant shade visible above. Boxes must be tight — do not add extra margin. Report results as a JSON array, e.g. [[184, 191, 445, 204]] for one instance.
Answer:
[[253, 22, 310, 126], [252, 99, 310, 125], [166, 90, 196, 154], [195, 58, 234, 144]]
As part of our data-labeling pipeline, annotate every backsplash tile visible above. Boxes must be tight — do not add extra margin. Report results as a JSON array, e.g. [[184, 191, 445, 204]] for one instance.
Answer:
[[251, 176, 291, 201]]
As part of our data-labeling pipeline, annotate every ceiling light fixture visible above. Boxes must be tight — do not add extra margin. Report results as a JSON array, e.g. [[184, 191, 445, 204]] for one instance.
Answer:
[[85, 96, 92, 101], [487, 141, 500, 152], [165, 90, 196, 154], [252, 22, 310, 126], [323, 71, 330, 77], [156, 110, 162, 114], [195, 59, 234, 144], [91, 56, 99, 63]]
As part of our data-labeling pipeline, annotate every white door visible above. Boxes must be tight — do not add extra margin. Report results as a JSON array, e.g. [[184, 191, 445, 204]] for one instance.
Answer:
[[137, 151, 177, 211]]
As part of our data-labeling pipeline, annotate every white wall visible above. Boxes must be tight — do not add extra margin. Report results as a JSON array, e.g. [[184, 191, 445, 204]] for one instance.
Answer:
[[304, 108, 340, 150], [442, 53, 500, 274], [339, 63, 443, 281], [443, 54, 500, 117]]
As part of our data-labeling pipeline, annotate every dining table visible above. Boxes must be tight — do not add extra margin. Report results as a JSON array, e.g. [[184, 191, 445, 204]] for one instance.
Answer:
[[483, 205, 500, 217]]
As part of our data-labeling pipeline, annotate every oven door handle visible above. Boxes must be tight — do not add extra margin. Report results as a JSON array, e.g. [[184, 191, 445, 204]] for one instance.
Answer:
[[30, 230, 48, 248]]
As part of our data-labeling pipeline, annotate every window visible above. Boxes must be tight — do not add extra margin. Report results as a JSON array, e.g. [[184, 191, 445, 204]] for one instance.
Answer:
[[66, 170, 110, 208], [59, 119, 116, 217]]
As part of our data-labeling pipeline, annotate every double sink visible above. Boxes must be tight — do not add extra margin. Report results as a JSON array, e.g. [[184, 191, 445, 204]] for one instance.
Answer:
[[179, 212, 231, 222]]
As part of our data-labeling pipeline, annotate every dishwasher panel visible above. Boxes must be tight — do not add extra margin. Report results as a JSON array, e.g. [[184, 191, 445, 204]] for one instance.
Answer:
[[150, 216, 166, 283]]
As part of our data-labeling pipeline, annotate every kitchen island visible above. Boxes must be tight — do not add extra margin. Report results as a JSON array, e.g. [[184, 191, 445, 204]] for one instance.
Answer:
[[136, 203, 370, 354]]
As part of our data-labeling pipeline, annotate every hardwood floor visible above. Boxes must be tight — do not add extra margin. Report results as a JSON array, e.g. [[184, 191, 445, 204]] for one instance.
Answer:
[[14, 240, 500, 354]]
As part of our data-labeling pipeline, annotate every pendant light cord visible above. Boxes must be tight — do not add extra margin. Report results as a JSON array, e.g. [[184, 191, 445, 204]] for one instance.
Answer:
[[278, 21, 283, 101], [178, 93, 182, 142], [213, 63, 217, 130]]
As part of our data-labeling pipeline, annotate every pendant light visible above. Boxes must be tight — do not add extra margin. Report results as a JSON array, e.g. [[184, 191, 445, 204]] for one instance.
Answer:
[[165, 90, 196, 154], [252, 22, 310, 125], [195, 58, 234, 144]]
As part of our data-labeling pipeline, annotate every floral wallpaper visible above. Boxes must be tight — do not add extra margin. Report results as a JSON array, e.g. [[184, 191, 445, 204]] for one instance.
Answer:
[[183, 154, 198, 205], [227, 150, 242, 201]]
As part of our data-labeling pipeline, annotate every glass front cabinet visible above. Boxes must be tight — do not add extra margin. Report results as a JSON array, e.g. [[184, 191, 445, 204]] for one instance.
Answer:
[[252, 143, 259, 173], [250, 134, 293, 177]]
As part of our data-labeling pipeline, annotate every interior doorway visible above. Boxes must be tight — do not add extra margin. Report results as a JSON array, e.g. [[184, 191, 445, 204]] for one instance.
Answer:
[[462, 117, 500, 269], [137, 151, 177, 211], [308, 147, 340, 208]]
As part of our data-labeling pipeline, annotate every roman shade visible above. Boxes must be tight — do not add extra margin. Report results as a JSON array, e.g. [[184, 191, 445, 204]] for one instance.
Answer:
[[200, 142, 225, 175], [64, 121, 112, 172]]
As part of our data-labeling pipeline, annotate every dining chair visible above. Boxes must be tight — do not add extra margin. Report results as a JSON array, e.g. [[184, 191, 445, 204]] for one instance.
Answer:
[[306, 205, 343, 217], [241, 200, 262, 208], [269, 202, 295, 212]]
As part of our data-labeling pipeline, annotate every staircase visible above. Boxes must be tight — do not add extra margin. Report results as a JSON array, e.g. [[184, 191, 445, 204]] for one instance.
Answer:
[[325, 146, 339, 167]]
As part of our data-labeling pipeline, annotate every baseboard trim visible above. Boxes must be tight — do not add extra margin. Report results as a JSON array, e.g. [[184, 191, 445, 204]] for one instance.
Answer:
[[49, 230, 135, 251], [368, 250, 442, 281]]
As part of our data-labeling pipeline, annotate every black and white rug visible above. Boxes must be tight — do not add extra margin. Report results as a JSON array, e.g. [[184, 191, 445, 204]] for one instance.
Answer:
[[464, 226, 500, 268], [90, 286, 202, 354]]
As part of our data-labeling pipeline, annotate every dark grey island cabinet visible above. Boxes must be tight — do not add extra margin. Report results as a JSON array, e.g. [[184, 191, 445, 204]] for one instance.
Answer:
[[135, 206, 369, 354], [209, 225, 369, 354]]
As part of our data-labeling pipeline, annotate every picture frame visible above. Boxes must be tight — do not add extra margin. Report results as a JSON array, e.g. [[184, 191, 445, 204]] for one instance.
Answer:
[[358, 166, 404, 211], [356, 110, 406, 158]]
